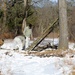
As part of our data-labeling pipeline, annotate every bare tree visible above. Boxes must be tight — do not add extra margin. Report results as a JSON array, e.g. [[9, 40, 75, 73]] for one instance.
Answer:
[[58, 0, 68, 49]]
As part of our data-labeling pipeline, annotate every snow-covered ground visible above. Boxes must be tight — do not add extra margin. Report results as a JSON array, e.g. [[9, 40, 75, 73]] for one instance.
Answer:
[[0, 38, 75, 75]]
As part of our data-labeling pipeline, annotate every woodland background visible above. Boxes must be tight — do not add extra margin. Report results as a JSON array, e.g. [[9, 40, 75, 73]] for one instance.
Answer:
[[0, 0, 75, 41]]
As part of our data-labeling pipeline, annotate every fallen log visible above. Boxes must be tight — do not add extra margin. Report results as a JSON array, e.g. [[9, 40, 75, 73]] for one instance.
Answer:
[[27, 18, 59, 51], [32, 43, 58, 51]]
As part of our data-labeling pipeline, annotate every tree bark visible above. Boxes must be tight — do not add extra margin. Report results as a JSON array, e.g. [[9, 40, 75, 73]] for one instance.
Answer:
[[58, 0, 68, 49], [24, 0, 27, 7], [2, 0, 7, 33], [22, 0, 32, 33], [22, 0, 28, 33]]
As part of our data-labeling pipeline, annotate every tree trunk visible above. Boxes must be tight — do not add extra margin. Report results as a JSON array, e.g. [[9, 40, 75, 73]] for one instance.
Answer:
[[24, 0, 27, 7], [2, 0, 7, 33], [22, 0, 32, 33], [22, 18, 26, 33], [58, 0, 68, 49], [22, 0, 28, 34]]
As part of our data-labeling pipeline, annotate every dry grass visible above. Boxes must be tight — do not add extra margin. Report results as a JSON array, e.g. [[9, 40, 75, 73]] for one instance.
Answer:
[[72, 72, 75, 75], [26, 49, 75, 57], [0, 32, 15, 39], [71, 67, 75, 75]]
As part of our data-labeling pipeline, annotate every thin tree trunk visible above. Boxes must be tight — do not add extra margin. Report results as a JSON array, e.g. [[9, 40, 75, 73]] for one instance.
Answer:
[[58, 0, 68, 49], [2, 0, 6, 33], [24, 0, 27, 7], [22, 0, 28, 33]]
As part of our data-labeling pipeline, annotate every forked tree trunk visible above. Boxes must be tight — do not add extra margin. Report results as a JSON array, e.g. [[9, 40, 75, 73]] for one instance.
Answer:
[[58, 0, 68, 49]]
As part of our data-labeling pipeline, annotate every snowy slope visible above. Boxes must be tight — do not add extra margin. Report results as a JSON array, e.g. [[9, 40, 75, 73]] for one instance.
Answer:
[[0, 50, 75, 75], [0, 38, 75, 75]]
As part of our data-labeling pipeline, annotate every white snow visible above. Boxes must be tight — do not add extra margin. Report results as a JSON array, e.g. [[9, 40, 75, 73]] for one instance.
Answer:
[[0, 38, 75, 75]]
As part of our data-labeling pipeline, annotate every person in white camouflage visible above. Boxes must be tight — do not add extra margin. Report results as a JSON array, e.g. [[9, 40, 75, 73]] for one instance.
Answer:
[[23, 24, 33, 49]]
